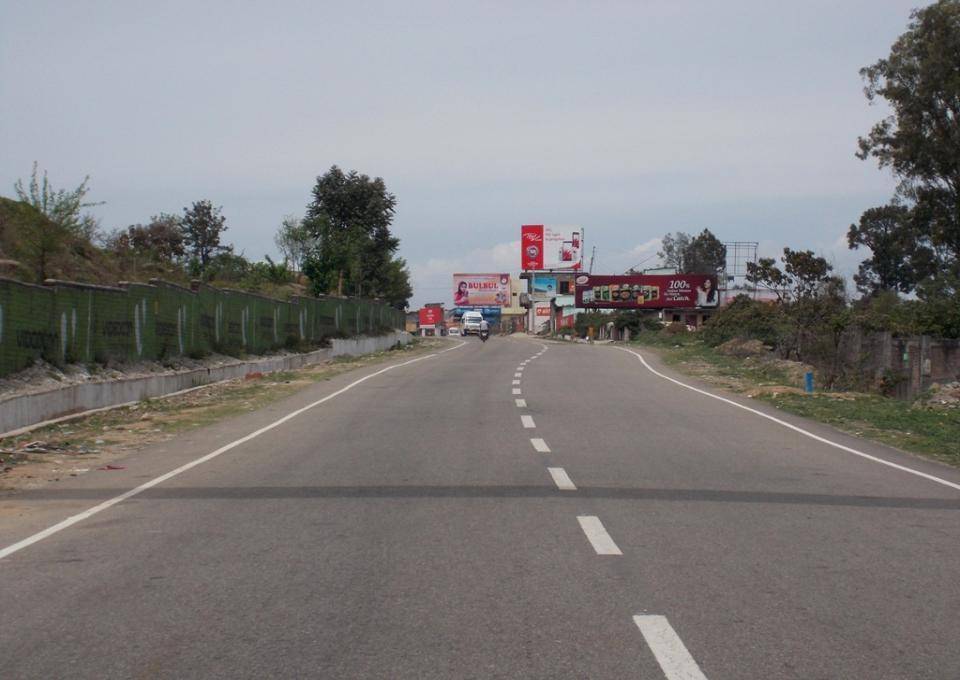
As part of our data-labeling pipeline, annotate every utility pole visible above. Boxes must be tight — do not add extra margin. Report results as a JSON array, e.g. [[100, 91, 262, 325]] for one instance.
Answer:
[[589, 246, 596, 273]]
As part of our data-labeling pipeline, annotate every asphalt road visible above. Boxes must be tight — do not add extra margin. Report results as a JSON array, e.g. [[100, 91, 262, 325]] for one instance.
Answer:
[[1, 336, 958, 679]]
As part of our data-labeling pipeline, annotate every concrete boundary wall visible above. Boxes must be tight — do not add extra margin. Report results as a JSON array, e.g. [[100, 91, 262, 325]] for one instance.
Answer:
[[0, 331, 412, 437]]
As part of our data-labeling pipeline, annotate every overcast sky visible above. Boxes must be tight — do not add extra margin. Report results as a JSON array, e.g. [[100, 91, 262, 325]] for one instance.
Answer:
[[1, 1, 919, 307]]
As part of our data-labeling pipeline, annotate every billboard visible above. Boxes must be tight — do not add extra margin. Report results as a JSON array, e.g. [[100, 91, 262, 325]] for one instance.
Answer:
[[533, 304, 552, 333], [452, 274, 511, 308], [575, 274, 719, 309], [532, 275, 558, 297], [521, 225, 582, 271], [418, 307, 443, 326]]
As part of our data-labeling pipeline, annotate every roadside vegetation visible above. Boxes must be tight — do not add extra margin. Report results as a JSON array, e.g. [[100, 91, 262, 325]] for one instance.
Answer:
[[0, 164, 412, 307], [631, 330, 960, 466]]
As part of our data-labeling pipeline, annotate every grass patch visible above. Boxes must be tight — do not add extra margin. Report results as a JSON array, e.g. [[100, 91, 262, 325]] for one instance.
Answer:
[[631, 332, 960, 465]]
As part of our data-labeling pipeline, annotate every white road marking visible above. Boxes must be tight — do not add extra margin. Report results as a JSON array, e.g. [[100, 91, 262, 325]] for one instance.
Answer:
[[615, 347, 960, 493], [514, 372, 522, 378], [548, 467, 576, 490], [512, 388, 522, 395], [521, 415, 536, 428], [512, 379, 521, 385], [530, 438, 551, 453], [633, 615, 708, 680], [515, 399, 527, 407], [0, 341, 468, 562], [577, 516, 622, 555]]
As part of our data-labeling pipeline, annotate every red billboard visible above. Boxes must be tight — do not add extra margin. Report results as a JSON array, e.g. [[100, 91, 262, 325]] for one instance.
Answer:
[[521, 225, 582, 271], [418, 307, 443, 326], [574, 274, 719, 309]]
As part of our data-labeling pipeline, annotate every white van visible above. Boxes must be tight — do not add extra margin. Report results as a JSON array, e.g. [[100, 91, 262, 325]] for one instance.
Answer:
[[461, 311, 484, 335]]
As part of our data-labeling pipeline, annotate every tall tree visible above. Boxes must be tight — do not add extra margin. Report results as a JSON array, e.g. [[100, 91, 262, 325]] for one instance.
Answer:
[[182, 200, 228, 272], [684, 228, 727, 275], [857, 0, 960, 294], [658, 232, 691, 272], [302, 166, 406, 299], [746, 248, 833, 302], [273, 214, 315, 271], [14, 162, 103, 241], [847, 204, 922, 294]]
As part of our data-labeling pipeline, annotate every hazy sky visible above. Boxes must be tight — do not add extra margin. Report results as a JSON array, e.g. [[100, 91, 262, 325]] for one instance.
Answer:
[[1, 1, 919, 307]]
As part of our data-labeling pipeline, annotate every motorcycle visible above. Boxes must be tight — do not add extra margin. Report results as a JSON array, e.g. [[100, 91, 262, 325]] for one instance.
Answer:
[[479, 328, 490, 342]]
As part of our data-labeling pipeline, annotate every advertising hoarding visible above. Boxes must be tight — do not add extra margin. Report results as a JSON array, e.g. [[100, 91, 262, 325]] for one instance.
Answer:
[[533, 304, 552, 333], [452, 274, 511, 307], [532, 275, 558, 297], [452, 307, 502, 319], [418, 307, 443, 326], [521, 225, 582, 271], [575, 274, 719, 309]]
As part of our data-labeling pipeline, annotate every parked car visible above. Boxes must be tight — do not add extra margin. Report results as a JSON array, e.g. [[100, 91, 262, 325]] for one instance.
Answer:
[[460, 311, 483, 335]]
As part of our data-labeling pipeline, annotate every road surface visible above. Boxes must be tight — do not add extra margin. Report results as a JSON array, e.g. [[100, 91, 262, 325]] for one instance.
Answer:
[[1, 336, 958, 679]]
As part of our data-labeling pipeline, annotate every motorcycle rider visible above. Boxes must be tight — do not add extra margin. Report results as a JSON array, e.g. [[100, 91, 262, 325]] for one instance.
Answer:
[[478, 318, 490, 341]]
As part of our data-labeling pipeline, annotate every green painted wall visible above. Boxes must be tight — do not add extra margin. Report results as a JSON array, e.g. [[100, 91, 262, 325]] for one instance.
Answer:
[[0, 278, 404, 377]]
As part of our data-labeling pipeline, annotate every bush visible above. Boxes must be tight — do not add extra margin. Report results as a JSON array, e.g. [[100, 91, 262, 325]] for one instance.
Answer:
[[701, 294, 785, 347]]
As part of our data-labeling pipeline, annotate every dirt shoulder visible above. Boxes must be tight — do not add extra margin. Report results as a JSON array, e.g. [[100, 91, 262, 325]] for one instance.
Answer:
[[0, 338, 443, 494], [630, 334, 960, 467]]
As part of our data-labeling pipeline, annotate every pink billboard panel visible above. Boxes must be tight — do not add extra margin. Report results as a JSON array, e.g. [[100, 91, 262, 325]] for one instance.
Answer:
[[453, 273, 511, 307]]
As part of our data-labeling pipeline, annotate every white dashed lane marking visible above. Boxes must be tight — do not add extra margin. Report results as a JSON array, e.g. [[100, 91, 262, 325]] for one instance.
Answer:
[[548, 467, 576, 491], [577, 516, 622, 555], [515, 399, 526, 407], [521, 415, 536, 429], [512, 379, 521, 385], [512, 388, 522, 395], [633, 615, 709, 680], [530, 438, 551, 453], [514, 372, 522, 378]]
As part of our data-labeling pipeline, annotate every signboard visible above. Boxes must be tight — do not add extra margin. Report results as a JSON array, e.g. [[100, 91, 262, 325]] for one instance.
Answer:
[[418, 307, 443, 327], [521, 225, 582, 271], [575, 274, 719, 309], [452, 306, 502, 319], [533, 304, 551, 333], [452, 273, 511, 307], [532, 275, 558, 297]]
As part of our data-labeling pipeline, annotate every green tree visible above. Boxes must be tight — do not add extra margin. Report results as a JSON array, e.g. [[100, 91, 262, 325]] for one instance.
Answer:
[[746, 248, 833, 302], [658, 232, 691, 271], [684, 229, 727, 275], [14, 162, 103, 241], [273, 214, 315, 271], [302, 166, 407, 299], [847, 204, 923, 294], [858, 0, 960, 294], [113, 213, 185, 262], [658, 229, 726, 275], [182, 200, 228, 273]]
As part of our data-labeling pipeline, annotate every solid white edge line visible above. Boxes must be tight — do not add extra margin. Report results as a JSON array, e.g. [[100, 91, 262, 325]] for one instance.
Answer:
[[530, 437, 551, 453], [576, 515, 622, 555], [548, 467, 576, 490], [634, 615, 708, 680], [512, 388, 522, 395], [515, 399, 527, 407], [521, 415, 536, 429], [0, 341, 467, 561], [615, 346, 960, 493]]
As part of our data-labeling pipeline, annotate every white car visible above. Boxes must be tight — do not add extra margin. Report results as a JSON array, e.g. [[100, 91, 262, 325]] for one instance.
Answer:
[[447, 327, 461, 336], [460, 311, 484, 335]]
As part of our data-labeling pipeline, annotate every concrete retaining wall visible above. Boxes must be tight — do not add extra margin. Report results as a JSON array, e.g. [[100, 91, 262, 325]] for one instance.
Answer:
[[0, 331, 411, 436]]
